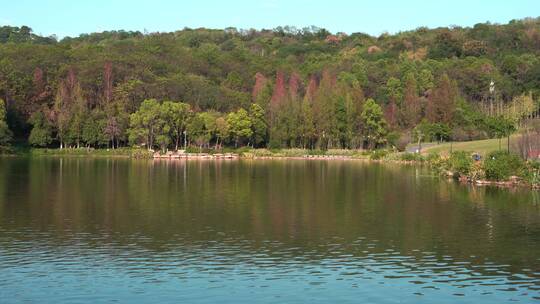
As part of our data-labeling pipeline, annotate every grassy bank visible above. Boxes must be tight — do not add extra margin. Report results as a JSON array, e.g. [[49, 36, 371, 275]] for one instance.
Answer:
[[27, 147, 153, 158], [13, 147, 371, 159], [417, 136, 518, 156]]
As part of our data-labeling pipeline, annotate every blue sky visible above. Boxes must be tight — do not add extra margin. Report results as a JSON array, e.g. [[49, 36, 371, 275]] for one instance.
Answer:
[[1, 0, 539, 38]]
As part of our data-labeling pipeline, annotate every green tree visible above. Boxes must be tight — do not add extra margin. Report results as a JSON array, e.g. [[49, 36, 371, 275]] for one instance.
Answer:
[[227, 108, 253, 147], [249, 103, 267, 147], [385, 77, 403, 104], [186, 113, 206, 149], [485, 115, 516, 151], [299, 98, 315, 149], [334, 96, 348, 147], [200, 111, 218, 147], [361, 98, 388, 149], [418, 69, 434, 93], [0, 99, 13, 148], [82, 110, 108, 148], [215, 116, 229, 148], [453, 99, 485, 140], [128, 99, 166, 150], [414, 120, 451, 143], [161, 101, 191, 150], [28, 111, 52, 147], [103, 96, 129, 149]]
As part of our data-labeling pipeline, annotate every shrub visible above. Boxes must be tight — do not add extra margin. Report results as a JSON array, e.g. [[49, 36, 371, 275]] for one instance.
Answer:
[[326, 149, 358, 156], [131, 149, 153, 159], [483, 151, 524, 181], [386, 131, 400, 150], [395, 133, 410, 152], [281, 148, 308, 157], [400, 152, 424, 162], [185, 146, 212, 153], [307, 149, 327, 156], [425, 152, 440, 162], [448, 151, 473, 177], [469, 161, 486, 180], [250, 148, 274, 157], [522, 161, 540, 185], [370, 149, 389, 160], [429, 155, 449, 173]]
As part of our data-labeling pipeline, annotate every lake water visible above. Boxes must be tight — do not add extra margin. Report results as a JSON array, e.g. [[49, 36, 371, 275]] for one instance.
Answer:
[[0, 157, 539, 303]]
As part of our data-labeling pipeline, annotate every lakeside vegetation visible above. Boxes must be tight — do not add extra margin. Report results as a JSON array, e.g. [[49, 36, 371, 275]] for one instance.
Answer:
[[1, 20, 540, 151], [1, 20, 540, 187]]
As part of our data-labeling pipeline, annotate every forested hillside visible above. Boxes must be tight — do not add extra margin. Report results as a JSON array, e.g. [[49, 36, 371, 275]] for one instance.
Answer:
[[0, 18, 540, 150]]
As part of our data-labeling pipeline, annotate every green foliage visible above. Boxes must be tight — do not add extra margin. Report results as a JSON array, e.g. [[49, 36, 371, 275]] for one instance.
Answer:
[[1, 20, 540, 151], [0, 99, 13, 148], [425, 151, 441, 163], [249, 104, 267, 147], [128, 99, 169, 150], [227, 108, 253, 147], [30, 147, 152, 158], [413, 121, 451, 143], [28, 111, 52, 147], [400, 152, 425, 162], [484, 116, 516, 139], [394, 132, 410, 152], [453, 98, 486, 140], [418, 69, 434, 93], [448, 151, 473, 177], [428, 30, 462, 59], [385, 77, 402, 104], [483, 151, 523, 181], [361, 99, 388, 149], [161, 101, 191, 150], [521, 161, 540, 185], [82, 110, 108, 147], [370, 149, 389, 160], [299, 98, 316, 148]]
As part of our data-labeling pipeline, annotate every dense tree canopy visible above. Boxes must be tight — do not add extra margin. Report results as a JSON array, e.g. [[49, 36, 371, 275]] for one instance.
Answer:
[[0, 18, 540, 150], [0, 99, 12, 148]]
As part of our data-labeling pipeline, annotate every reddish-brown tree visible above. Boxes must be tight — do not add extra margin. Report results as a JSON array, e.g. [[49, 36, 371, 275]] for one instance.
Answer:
[[66, 67, 77, 94], [29, 67, 52, 113], [304, 75, 319, 103], [252, 72, 267, 102], [320, 69, 336, 88], [270, 71, 287, 108], [384, 101, 398, 128], [401, 74, 421, 128], [103, 62, 113, 103], [426, 74, 457, 124], [33, 67, 44, 94], [288, 72, 303, 101]]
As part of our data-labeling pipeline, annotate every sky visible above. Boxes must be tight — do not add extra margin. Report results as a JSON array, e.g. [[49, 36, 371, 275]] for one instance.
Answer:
[[1, 0, 539, 38]]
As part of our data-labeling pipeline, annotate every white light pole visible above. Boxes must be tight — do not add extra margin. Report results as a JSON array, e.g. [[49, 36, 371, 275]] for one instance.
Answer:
[[489, 80, 495, 116]]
